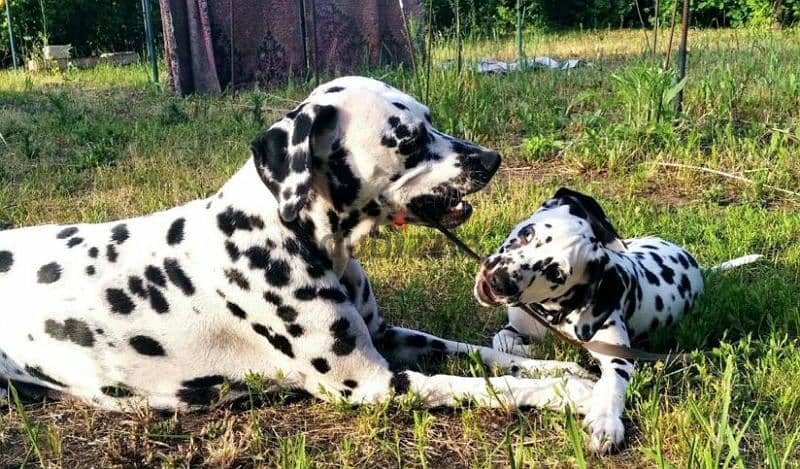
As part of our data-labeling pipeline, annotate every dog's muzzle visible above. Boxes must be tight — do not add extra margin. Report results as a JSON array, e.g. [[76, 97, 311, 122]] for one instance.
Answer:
[[407, 150, 501, 229]]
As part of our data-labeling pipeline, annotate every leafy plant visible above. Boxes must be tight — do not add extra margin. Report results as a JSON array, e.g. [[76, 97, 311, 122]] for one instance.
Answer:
[[611, 64, 687, 127]]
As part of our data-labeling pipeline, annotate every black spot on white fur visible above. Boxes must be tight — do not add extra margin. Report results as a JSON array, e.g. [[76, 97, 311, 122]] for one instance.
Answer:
[[111, 224, 129, 244], [0, 250, 13, 272], [101, 383, 136, 398], [148, 286, 169, 313], [311, 358, 331, 373], [167, 218, 185, 245], [106, 244, 118, 262], [295, 286, 317, 300], [330, 318, 357, 356], [129, 335, 166, 356], [128, 276, 147, 299], [107, 288, 135, 315], [44, 318, 95, 347], [217, 207, 265, 237], [227, 301, 247, 319], [252, 323, 294, 358], [25, 365, 67, 387], [57, 227, 78, 239], [164, 258, 195, 295], [37, 262, 62, 283], [390, 371, 410, 395], [145, 265, 166, 287], [224, 268, 250, 290]]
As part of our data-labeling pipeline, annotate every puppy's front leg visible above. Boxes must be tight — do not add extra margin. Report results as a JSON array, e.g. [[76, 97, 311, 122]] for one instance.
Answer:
[[581, 311, 633, 453], [492, 306, 553, 355]]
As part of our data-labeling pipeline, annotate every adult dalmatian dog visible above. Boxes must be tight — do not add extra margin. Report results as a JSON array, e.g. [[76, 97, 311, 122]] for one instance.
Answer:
[[474, 187, 761, 452], [0, 77, 595, 415]]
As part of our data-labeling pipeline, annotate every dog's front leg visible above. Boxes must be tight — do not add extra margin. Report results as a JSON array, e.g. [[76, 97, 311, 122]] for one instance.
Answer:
[[388, 369, 595, 411], [581, 311, 633, 453], [314, 354, 596, 413]]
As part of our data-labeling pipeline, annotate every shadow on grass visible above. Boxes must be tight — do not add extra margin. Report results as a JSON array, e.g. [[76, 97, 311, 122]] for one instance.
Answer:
[[649, 259, 798, 353]]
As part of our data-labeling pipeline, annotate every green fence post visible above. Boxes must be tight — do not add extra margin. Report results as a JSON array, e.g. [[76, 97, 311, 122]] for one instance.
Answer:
[[4, 0, 18, 70], [141, 0, 158, 83], [674, 0, 690, 116]]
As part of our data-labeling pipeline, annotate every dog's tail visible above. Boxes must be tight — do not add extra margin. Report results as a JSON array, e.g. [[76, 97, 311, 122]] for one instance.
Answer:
[[705, 254, 764, 272]]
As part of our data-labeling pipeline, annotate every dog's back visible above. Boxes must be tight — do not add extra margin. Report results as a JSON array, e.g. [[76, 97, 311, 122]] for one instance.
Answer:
[[616, 236, 704, 340]]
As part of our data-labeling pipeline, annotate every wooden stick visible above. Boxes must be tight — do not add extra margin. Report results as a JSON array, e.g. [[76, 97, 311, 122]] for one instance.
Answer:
[[634, 0, 652, 55], [664, 0, 680, 69], [642, 162, 800, 198], [652, 0, 660, 62], [398, 0, 417, 73]]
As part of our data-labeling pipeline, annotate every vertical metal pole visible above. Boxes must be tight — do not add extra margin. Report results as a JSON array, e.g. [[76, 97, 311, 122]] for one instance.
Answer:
[[229, 0, 234, 89], [141, 0, 158, 83], [516, 0, 523, 65], [4, 0, 18, 70], [454, 0, 461, 75], [296, 0, 308, 73], [424, 0, 433, 103], [309, 0, 319, 87], [674, 0, 690, 116]]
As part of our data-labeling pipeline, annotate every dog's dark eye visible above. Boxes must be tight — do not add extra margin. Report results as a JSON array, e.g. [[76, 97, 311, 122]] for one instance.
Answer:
[[518, 224, 535, 245]]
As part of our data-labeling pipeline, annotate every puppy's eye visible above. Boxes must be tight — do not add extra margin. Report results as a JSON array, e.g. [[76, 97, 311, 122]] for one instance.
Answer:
[[543, 263, 568, 285], [518, 225, 535, 245]]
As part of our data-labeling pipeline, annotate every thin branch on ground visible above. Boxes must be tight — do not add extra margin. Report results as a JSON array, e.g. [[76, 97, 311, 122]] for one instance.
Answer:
[[642, 162, 800, 198]]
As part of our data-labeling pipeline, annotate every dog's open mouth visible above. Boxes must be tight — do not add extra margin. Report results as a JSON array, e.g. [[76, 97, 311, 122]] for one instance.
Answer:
[[407, 189, 479, 229], [438, 199, 474, 228]]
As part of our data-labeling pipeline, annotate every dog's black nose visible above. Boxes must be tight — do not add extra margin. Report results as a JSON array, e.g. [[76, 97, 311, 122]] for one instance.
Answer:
[[575, 324, 594, 342], [478, 149, 501, 172], [488, 268, 518, 297]]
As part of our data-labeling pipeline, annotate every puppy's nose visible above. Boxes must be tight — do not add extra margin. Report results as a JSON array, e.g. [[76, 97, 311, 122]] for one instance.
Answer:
[[477, 149, 501, 172], [488, 268, 518, 297]]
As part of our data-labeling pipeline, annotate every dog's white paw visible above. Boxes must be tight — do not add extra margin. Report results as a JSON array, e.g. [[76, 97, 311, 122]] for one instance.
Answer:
[[583, 411, 624, 453], [493, 329, 534, 356], [0, 387, 7, 401]]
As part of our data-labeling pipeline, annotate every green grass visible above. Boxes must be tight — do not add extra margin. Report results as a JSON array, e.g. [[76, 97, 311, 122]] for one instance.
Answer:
[[1, 28, 799, 467]]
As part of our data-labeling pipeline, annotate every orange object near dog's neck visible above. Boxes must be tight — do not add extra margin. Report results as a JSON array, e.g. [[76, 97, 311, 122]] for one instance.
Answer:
[[392, 210, 407, 229]]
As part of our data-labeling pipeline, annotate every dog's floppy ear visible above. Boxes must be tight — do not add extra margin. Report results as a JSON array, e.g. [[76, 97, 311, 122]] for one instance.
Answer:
[[553, 187, 626, 251], [252, 104, 339, 222]]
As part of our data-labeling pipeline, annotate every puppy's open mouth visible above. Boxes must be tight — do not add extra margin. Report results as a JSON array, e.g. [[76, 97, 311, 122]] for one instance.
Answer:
[[475, 276, 500, 306]]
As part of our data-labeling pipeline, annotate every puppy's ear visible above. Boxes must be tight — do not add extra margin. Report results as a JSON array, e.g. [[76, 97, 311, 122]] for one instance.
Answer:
[[591, 264, 626, 321], [553, 187, 626, 251], [252, 104, 339, 222]]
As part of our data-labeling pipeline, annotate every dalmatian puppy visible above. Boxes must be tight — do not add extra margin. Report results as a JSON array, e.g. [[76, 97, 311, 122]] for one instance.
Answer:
[[0, 77, 595, 413], [474, 187, 761, 452]]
